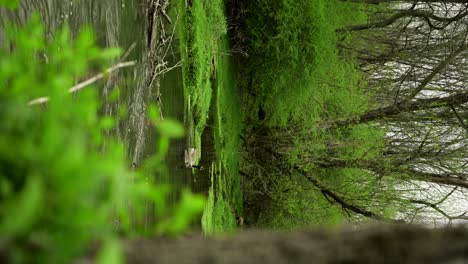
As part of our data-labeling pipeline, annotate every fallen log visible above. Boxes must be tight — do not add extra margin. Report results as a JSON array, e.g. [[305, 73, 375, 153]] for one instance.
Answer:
[[104, 225, 468, 264]]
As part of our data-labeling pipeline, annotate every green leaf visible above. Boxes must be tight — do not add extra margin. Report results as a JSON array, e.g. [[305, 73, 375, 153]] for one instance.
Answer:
[[0, 178, 13, 198], [119, 104, 128, 118], [158, 119, 184, 138], [159, 189, 205, 235], [99, 48, 122, 60], [158, 136, 170, 157], [108, 88, 121, 102], [0, 176, 43, 239], [148, 104, 160, 123], [96, 238, 124, 264], [0, 0, 18, 9], [100, 116, 116, 130]]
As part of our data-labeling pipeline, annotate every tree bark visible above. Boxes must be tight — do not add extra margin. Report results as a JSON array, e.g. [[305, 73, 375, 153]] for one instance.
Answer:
[[413, 171, 468, 189], [77, 225, 468, 264], [332, 91, 468, 127], [341, 0, 468, 4], [340, 9, 468, 32]]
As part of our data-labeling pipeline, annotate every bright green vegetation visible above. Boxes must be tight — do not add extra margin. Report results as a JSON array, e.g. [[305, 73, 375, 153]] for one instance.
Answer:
[[201, 162, 237, 234], [239, 0, 401, 228], [176, 0, 225, 152], [203, 37, 243, 234], [176, 0, 242, 234], [212, 36, 243, 218], [242, 0, 369, 126], [0, 10, 204, 263], [255, 172, 344, 229], [177, 0, 395, 231]]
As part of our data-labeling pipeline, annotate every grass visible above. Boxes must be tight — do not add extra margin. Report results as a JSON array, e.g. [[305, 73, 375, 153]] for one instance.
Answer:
[[176, 0, 242, 234]]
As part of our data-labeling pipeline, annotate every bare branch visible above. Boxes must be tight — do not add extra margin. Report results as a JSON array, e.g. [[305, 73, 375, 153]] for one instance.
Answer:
[[405, 44, 467, 101], [341, 0, 468, 4], [450, 105, 468, 134], [293, 166, 401, 223], [28, 60, 137, 106]]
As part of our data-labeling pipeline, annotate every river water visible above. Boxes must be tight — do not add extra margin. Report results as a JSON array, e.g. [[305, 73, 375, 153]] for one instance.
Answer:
[[0, 0, 210, 228]]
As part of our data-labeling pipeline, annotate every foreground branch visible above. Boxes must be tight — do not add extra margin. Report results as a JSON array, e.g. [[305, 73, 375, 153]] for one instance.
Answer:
[[28, 61, 137, 106], [76, 225, 468, 264]]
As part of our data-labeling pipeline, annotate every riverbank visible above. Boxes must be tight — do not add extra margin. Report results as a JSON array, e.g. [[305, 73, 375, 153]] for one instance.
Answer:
[[175, 0, 243, 234]]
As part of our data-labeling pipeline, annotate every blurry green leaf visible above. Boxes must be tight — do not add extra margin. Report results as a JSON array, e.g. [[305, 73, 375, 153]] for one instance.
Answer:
[[0, 0, 18, 9], [75, 27, 96, 50], [108, 88, 120, 102], [149, 185, 170, 216], [90, 127, 104, 146], [100, 116, 116, 130], [0, 178, 13, 198], [119, 104, 128, 119], [99, 48, 122, 60], [148, 104, 160, 123], [56, 25, 71, 48], [159, 189, 205, 235], [158, 137, 170, 156], [0, 176, 43, 238], [158, 119, 184, 138], [96, 238, 124, 264]]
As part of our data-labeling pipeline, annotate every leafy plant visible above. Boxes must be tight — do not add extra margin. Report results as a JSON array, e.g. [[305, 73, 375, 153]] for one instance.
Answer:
[[0, 10, 204, 264]]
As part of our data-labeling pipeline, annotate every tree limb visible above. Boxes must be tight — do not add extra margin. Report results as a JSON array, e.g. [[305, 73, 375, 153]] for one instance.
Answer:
[[341, 9, 468, 32], [341, 0, 468, 4], [332, 91, 468, 127], [450, 105, 468, 134], [293, 166, 400, 223], [28, 61, 137, 106]]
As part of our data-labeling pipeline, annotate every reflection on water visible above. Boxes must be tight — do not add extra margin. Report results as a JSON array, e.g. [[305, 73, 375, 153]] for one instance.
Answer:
[[0, 0, 211, 227]]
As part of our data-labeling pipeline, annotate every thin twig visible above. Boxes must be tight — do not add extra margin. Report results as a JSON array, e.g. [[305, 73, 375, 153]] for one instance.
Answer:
[[69, 61, 136, 93], [157, 60, 182, 76], [163, 12, 180, 59], [28, 60, 137, 106], [121, 42, 137, 61]]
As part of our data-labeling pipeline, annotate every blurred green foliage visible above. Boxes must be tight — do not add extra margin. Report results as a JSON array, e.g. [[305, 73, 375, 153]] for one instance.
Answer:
[[0, 12, 204, 264], [0, 0, 17, 9]]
